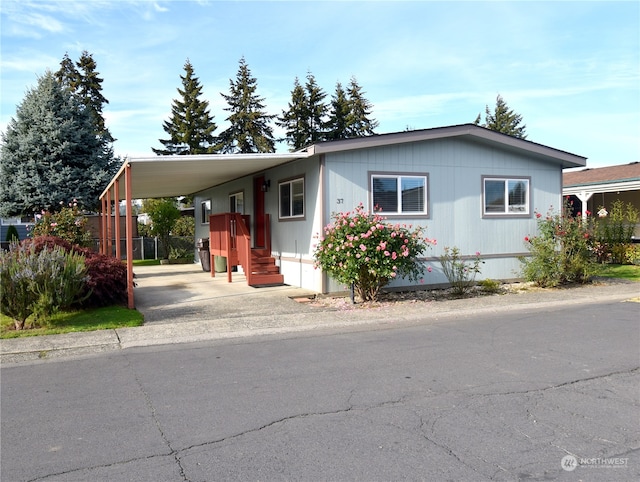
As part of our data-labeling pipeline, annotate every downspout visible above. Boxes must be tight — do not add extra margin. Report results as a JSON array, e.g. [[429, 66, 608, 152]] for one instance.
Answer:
[[124, 163, 135, 309], [319, 154, 327, 294]]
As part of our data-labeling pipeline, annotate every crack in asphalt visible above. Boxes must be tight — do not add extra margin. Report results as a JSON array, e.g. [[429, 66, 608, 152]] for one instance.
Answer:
[[464, 365, 640, 398], [26, 364, 639, 481], [27, 452, 175, 482]]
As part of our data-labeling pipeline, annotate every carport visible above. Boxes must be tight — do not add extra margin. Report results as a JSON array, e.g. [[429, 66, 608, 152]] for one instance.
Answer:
[[99, 152, 311, 309]]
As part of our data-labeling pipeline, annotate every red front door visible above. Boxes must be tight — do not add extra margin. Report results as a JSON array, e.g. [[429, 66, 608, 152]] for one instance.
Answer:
[[254, 175, 266, 248]]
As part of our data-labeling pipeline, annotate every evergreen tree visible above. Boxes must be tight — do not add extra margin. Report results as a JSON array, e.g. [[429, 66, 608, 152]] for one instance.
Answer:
[[153, 60, 217, 155], [55, 52, 80, 90], [474, 94, 527, 139], [217, 57, 275, 154], [277, 72, 328, 150], [75, 51, 114, 142], [345, 76, 379, 138], [276, 77, 310, 151], [326, 81, 350, 140], [0, 71, 115, 216], [56, 51, 115, 143], [304, 72, 328, 144]]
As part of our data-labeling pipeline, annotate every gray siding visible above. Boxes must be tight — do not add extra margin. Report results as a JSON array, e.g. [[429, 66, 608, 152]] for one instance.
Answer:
[[193, 136, 565, 292], [193, 157, 324, 290], [323, 137, 561, 290]]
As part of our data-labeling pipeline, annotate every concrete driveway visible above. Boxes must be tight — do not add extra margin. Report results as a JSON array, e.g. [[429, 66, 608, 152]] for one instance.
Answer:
[[133, 263, 318, 324]]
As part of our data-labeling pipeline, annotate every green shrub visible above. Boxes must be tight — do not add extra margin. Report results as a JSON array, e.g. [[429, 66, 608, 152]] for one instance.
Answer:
[[439, 246, 484, 296], [520, 202, 596, 287], [593, 200, 639, 264], [479, 278, 502, 293], [0, 243, 88, 330], [23, 236, 128, 308], [172, 216, 195, 237], [313, 203, 435, 302]]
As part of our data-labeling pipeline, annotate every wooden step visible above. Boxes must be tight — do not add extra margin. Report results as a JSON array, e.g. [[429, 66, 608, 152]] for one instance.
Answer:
[[249, 272, 285, 287], [247, 250, 284, 286]]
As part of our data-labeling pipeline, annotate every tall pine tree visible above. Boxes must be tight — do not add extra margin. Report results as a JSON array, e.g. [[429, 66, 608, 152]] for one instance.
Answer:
[[0, 71, 115, 216], [326, 81, 350, 141], [305, 72, 328, 144], [277, 72, 328, 150], [474, 94, 527, 139], [345, 76, 379, 138], [217, 57, 275, 154], [56, 51, 115, 143], [153, 60, 217, 155], [276, 77, 310, 151]]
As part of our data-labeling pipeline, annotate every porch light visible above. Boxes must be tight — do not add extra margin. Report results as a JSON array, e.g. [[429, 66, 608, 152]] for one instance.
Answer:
[[262, 179, 271, 192]]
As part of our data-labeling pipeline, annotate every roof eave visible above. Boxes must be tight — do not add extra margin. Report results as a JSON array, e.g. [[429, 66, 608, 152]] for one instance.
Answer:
[[313, 124, 586, 168]]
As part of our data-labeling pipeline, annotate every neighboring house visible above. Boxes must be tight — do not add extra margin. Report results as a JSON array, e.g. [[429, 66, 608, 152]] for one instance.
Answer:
[[563, 162, 640, 238], [99, 123, 586, 306], [0, 216, 33, 245]]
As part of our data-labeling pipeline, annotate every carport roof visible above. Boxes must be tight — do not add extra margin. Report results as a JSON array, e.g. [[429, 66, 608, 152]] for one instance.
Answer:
[[101, 151, 312, 200]]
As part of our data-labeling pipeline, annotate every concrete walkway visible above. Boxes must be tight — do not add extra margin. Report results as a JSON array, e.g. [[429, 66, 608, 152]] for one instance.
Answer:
[[1, 264, 638, 364]]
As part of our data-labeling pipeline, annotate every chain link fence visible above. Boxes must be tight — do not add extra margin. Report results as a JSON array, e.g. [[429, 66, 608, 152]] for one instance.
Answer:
[[94, 236, 195, 260]]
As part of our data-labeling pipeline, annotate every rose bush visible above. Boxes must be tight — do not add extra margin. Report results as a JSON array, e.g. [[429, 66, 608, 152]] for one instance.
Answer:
[[520, 201, 596, 287], [439, 246, 484, 296], [313, 204, 435, 302], [30, 200, 93, 248]]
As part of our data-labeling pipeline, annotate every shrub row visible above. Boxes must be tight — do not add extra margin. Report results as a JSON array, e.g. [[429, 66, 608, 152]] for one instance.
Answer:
[[22, 236, 128, 309], [1, 243, 88, 330]]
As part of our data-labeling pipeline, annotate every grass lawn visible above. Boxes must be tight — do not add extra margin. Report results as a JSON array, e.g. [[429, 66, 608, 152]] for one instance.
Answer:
[[595, 263, 640, 282], [2, 262, 635, 339], [1, 305, 144, 339], [133, 259, 161, 266]]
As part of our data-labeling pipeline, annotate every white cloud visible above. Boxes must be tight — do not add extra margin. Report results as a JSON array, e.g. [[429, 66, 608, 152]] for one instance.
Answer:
[[153, 2, 169, 13]]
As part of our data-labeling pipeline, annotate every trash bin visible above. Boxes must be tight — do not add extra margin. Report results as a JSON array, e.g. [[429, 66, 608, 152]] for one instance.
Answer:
[[197, 238, 210, 272], [214, 255, 227, 273]]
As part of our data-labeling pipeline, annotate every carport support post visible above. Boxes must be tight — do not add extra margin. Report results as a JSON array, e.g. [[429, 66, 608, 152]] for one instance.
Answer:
[[114, 180, 121, 260], [125, 163, 135, 309], [106, 188, 112, 256], [101, 197, 108, 255]]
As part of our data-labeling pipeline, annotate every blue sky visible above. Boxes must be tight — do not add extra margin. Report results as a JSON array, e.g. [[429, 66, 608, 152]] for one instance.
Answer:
[[1, 0, 638, 168]]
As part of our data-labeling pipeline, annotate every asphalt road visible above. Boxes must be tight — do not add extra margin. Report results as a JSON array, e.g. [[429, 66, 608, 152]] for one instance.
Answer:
[[1, 299, 639, 482]]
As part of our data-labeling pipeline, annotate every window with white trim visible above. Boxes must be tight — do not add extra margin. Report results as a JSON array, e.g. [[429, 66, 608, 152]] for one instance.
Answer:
[[229, 192, 244, 213], [371, 174, 428, 215], [279, 177, 304, 219], [483, 177, 530, 216], [200, 200, 211, 224]]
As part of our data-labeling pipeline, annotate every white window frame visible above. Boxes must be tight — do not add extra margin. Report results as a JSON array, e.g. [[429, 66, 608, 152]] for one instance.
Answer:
[[279, 177, 305, 220], [370, 173, 428, 216], [200, 200, 211, 224], [482, 176, 530, 217], [229, 191, 244, 214]]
